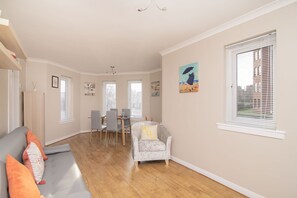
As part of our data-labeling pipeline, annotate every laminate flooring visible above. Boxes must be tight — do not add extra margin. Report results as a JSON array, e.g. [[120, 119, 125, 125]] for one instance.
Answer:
[[51, 133, 246, 198]]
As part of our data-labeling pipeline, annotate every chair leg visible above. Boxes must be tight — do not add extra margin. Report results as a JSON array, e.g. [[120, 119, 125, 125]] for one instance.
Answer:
[[99, 130, 102, 143], [89, 130, 92, 144], [105, 129, 108, 145], [134, 161, 138, 168], [165, 159, 169, 166], [116, 132, 118, 144]]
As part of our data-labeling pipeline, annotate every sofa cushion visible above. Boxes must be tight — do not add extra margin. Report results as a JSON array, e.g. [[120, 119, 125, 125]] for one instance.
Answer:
[[27, 131, 48, 161], [139, 140, 165, 152], [23, 142, 45, 184], [38, 151, 88, 198], [6, 155, 43, 198]]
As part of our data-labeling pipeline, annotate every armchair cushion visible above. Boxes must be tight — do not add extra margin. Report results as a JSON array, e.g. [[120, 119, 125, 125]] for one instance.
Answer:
[[141, 125, 158, 140], [139, 140, 165, 152]]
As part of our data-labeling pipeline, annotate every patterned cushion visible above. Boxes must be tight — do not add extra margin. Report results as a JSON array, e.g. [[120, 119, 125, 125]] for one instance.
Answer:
[[23, 142, 45, 184], [139, 140, 165, 152], [141, 125, 158, 140], [27, 131, 48, 161]]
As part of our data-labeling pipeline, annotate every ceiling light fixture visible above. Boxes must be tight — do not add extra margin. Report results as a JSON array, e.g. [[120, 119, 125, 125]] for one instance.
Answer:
[[106, 66, 116, 75], [138, 0, 167, 12]]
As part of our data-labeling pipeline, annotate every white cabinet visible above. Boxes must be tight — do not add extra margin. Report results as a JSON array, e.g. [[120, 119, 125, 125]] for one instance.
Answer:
[[24, 91, 45, 146]]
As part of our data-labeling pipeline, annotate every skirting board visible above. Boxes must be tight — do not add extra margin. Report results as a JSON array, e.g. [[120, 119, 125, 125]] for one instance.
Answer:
[[171, 156, 264, 198], [45, 130, 91, 145]]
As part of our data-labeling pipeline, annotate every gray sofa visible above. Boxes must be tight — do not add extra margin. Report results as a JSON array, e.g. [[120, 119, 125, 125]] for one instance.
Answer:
[[0, 127, 91, 198]]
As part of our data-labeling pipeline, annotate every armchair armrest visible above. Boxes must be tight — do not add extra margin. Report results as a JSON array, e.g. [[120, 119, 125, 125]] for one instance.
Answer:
[[158, 125, 171, 144], [158, 125, 172, 159], [131, 135, 140, 160]]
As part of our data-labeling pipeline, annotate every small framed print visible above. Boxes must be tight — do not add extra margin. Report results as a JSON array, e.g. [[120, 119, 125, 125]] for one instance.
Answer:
[[52, 76, 59, 88]]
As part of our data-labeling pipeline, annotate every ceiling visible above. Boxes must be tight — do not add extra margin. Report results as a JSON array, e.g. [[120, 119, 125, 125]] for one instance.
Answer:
[[0, 0, 275, 74]]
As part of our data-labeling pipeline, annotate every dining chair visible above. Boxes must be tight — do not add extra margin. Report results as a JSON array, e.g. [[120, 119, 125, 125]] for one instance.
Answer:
[[122, 108, 131, 136], [105, 110, 122, 145], [110, 108, 120, 125], [110, 108, 118, 116], [89, 110, 106, 144]]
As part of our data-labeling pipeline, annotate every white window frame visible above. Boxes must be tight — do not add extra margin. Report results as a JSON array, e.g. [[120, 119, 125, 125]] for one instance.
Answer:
[[60, 76, 73, 123], [217, 32, 285, 139], [128, 80, 143, 118], [102, 81, 116, 115]]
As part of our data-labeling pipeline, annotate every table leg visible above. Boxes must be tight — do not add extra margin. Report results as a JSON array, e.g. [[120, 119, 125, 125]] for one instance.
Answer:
[[122, 119, 125, 145]]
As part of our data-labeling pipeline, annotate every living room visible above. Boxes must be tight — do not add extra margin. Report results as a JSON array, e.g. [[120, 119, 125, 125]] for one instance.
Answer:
[[0, 0, 297, 198]]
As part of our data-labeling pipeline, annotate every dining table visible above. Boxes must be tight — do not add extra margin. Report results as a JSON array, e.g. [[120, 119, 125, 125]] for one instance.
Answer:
[[101, 115, 130, 146]]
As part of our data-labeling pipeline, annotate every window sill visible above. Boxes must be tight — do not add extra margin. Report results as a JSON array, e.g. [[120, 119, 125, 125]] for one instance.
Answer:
[[216, 123, 286, 139], [60, 119, 74, 124]]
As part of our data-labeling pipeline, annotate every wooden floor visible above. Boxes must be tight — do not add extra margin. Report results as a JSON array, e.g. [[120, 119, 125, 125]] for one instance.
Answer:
[[51, 133, 246, 198]]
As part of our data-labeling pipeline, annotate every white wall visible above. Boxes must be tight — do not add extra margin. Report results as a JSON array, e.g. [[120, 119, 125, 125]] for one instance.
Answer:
[[46, 64, 81, 143], [25, 61, 47, 92], [162, 3, 297, 198], [0, 69, 9, 137], [150, 71, 162, 122], [25, 61, 81, 143], [80, 75, 100, 131]]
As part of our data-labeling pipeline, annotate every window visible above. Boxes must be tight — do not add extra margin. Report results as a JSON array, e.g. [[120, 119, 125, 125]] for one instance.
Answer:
[[60, 76, 73, 122], [253, 99, 257, 109], [226, 32, 275, 129], [128, 81, 142, 118], [258, 82, 262, 92], [103, 81, 116, 114]]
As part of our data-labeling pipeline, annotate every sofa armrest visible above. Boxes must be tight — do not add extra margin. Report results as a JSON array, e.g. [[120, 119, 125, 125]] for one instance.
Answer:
[[44, 144, 71, 155]]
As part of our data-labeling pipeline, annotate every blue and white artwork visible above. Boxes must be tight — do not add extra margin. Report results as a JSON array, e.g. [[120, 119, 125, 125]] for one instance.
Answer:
[[179, 62, 199, 93]]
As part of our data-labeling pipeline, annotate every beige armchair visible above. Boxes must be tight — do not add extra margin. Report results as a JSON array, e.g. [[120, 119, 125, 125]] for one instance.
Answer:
[[131, 121, 172, 167]]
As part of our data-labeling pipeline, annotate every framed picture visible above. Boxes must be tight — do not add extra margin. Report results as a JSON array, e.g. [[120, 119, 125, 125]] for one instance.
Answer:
[[52, 76, 59, 88], [179, 62, 199, 93], [151, 81, 160, 97], [84, 82, 95, 96]]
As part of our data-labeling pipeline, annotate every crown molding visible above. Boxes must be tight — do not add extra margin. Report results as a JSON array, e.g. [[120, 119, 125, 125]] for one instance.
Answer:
[[160, 0, 297, 56], [26, 57, 161, 76], [26, 58, 81, 73]]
